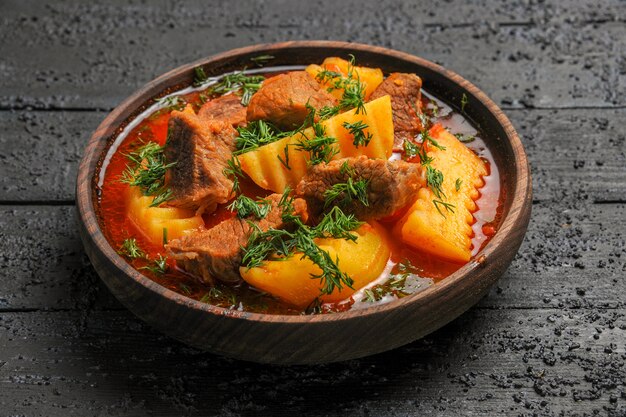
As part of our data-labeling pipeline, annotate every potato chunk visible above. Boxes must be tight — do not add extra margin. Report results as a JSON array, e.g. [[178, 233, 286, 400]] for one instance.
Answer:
[[238, 95, 394, 193], [394, 125, 487, 262], [126, 186, 204, 246], [240, 223, 390, 308], [306, 57, 384, 99]]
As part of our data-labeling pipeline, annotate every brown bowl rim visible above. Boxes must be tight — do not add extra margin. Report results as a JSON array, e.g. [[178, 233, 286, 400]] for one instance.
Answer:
[[76, 40, 530, 324]]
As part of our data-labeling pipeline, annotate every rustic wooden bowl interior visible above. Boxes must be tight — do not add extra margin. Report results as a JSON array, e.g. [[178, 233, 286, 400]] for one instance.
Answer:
[[76, 41, 531, 365]]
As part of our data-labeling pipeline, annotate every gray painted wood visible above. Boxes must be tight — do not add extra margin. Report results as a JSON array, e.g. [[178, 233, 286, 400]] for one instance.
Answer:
[[1, 308, 625, 416], [1, 0, 625, 414], [0, 1, 625, 109]]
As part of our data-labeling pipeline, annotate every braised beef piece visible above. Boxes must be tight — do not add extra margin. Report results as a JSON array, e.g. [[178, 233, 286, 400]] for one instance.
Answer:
[[247, 71, 337, 130], [370, 73, 423, 150], [166, 194, 309, 284], [198, 93, 247, 127], [164, 105, 236, 214], [296, 156, 424, 221]]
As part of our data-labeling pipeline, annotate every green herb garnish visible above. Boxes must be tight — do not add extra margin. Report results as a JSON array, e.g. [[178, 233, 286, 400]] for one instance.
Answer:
[[433, 199, 456, 217], [120, 142, 175, 207], [242, 198, 363, 295], [454, 132, 476, 143], [316, 55, 367, 118], [155, 95, 187, 111], [455, 178, 462, 192], [140, 254, 168, 275], [294, 122, 338, 166], [179, 283, 192, 295], [361, 259, 416, 302], [118, 238, 145, 259], [223, 156, 244, 194], [250, 54, 275, 66], [425, 165, 445, 200], [205, 70, 265, 106], [235, 120, 287, 154], [323, 177, 369, 209], [193, 67, 208, 86], [461, 93, 469, 112], [343, 120, 373, 148], [227, 195, 271, 219]]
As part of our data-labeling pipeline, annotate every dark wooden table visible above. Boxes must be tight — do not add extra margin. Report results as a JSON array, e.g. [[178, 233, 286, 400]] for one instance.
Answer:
[[1, 1, 625, 415]]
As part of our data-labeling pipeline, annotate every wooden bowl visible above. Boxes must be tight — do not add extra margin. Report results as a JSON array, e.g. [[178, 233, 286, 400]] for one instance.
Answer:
[[76, 41, 531, 364]]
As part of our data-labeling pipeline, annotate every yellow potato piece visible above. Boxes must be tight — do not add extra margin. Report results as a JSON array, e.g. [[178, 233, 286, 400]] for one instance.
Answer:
[[238, 95, 394, 193], [126, 186, 204, 246], [240, 223, 390, 308], [305, 57, 384, 99], [394, 126, 487, 263]]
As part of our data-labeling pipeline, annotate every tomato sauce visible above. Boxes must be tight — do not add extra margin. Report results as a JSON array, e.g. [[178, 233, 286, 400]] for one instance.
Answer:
[[96, 67, 504, 315]]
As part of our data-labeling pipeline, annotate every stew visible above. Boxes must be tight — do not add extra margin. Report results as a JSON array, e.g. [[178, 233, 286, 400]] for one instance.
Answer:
[[97, 56, 503, 315]]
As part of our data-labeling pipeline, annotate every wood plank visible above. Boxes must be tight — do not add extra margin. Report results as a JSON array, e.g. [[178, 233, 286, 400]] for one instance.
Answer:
[[1, 108, 624, 203], [1, 308, 625, 415], [0, 206, 122, 311], [1, 203, 624, 311], [0, 1, 624, 109]]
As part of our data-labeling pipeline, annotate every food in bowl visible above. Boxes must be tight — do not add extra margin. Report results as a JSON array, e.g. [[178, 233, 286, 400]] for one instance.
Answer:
[[97, 55, 502, 315]]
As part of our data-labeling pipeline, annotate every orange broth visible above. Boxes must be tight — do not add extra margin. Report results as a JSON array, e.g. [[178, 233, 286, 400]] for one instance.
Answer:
[[97, 69, 503, 315]]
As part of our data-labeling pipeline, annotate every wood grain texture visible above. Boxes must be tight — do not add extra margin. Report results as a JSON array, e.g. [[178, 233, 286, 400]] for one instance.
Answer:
[[0, 1, 625, 109], [1, 308, 625, 416], [1, 0, 624, 413]]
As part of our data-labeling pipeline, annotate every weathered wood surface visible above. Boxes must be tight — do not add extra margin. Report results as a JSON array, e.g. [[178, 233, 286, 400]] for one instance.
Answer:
[[1, 0, 625, 415], [0, 1, 625, 110], [2, 309, 625, 416]]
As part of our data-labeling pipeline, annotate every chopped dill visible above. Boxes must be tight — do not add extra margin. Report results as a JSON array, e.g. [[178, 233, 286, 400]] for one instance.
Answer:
[[316, 55, 367, 118], [455, 178, 463, 192], [193, 67, 208, 86], [425, 165, 445, 200], [433, 199, 456, 217], [205, 70, 265, 106], [323, 177, 369, 209], [118, 238, 145, 259], [223, 156, 244, 194], [235, 120, 287, 154], [277, 142, 291, 170], [343, 120, 373, 148], [250, 54, 275, 66], [419, 129, 446, 151], [179, 282, 192, 295], [119, 141, 175, 207], [361, 259, 417, 302], [227, 195, 271, 219], [294, 122, 338, 166], [454, 132, 476, 143], [461, 93, 469, 112], [241, 200, 362, 295], [155, 95, 187, 111], [339, 160, 355, 177], [140, 254, 168, 275]]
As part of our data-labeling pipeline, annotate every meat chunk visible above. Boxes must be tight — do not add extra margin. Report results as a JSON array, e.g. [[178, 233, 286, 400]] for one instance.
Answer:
[[370, 73, 423, 149], [296, 156, 425, 221], [246, 71, 337, 130], [166, 194, 309, 284], [164, 105, 236, 214], [197, 93, 247, 127]]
